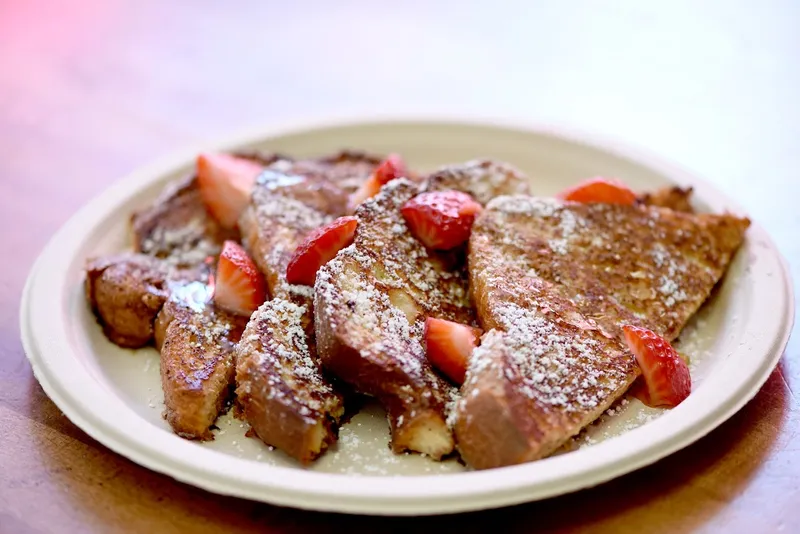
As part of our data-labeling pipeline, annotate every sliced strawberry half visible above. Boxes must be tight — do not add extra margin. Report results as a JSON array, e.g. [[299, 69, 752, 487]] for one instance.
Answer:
[[424, 317, 482, 385], [197, 153, 264, 228], [627, 377, 651, 405], [214, 240, 267, 316], [623, 325, 691, 408], [347, 153, 407, 211], [401, 190, 483, 250], [285, 216, 358, 286], [558, 177, 637, 205], [374, 153, 407, 185]]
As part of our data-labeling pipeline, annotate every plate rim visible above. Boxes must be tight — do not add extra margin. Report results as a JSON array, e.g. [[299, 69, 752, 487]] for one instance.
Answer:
[[20, 116, 795, 515]]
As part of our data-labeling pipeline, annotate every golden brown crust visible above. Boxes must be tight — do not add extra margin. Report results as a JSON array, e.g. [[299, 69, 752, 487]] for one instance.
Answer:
[[422, 159, 532, 205], [91, 154, 271, 349], [158, 298, 247, 440], [473, 197, 750, 340], [235, 300, 345, 464], [131, 152, 285, 266], [131, 175, 238, 266], [238, 169, 332, 323], [85, 254, 185, 348], [234, 152, 381, 458], [315, 180, 469, 459], [454, 195, 750, 469], [238, 152, 383, 337], [299, 150, 385, 196], [314, 162, 532, 459]]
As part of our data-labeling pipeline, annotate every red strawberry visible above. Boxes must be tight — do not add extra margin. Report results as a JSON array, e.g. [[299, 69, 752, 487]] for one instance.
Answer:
[[558, 177, 637, 205], [623, 325, 691, 408], [285, 216, 358, 286], [347, 154, 407, 211], [627, 377, 651, 405], [197, 153, 264, 228], [214, 241, 267, 316], [348, 176, 382, 211], [401, 191, 483, 250], [374, 153, 407, 185], [424, 318, 482, 385]]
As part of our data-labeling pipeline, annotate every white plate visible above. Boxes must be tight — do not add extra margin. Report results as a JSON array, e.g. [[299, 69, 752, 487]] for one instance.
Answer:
[[20, 118, 794, 515]]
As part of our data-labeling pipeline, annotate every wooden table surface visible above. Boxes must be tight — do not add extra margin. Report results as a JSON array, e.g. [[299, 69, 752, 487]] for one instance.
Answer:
[[1, 1, 798, 532]]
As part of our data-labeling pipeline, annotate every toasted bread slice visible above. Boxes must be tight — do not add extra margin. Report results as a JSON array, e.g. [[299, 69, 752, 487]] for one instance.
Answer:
[[422, 159, 531, 205], [454, 195, 750, 469], [235, 299, 345, 463], [84, 254, 205, 348], [155, 292, 248, 440], [239, 170, 336, 313], [131, 152, 284, 266], [235, 152, 381, 458], [132, 175, 236, 267], [315, 180, 467, 459], [472, 196, 750, 340], [314, 163, 531, 459], [280, 150, 384, 197], [239, 151, 383, 316], [92, 152, 271, 347]]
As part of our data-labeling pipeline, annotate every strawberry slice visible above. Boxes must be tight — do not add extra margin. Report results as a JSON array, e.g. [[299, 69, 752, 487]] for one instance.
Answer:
[[628, 350, 691, 404], [213, 240, 267, 316], [627, 377, 651, 405], [623, 325, 691, 408], [401, 190, 483, 250], [348, 153, 407, 211], [374, 153, 407, 185], [285, 216, 358, 286], [558, 177, 637, 205], [197, 153, 264, 228], [424, 317, 482, 385]]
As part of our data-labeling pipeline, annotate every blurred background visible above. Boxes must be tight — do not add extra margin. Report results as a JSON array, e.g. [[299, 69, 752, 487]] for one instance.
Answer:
[[2, 1, 798, 256], [4, 0, 797, 347], [2, 1, 797, 208]]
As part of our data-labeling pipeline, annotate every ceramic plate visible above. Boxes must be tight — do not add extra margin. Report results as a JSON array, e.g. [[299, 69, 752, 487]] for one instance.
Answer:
[[20, 118, 794, 515]]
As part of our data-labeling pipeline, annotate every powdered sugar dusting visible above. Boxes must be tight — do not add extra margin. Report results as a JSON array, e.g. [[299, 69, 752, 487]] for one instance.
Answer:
[[424, 160, 531, 205], [253, 191, 330, 232], [486, 195, 561, 216], [140, 217, 220, 267], [253, 300, 313, 376], [314, 178, 474, 442], [177, 313, 234, 351], [572, 400, 663, 450], [237, 299, 337, 414], [445, 385, 462, 429], [477, 194, 744, 344], [549, 238, 569, 255], [650, 243, 690, 307], [467, 302, 630, 412]]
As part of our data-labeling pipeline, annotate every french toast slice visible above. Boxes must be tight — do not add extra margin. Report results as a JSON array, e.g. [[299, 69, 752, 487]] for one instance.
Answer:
[[89, 151, 275, 347], [281, 150, 384, 197], [314, 163, 531, 459], [84, 254, 206, 348], [235, 299, 345, 463], [131, 152, 283, 266], [239, 151, 383, 316], [155, 290, 248, 440], [454, 195, 750, 469], [422, 159, 532, 205], [132, 175, 234, 267], [238, 169, 337, 315], [235, 151, 381, 458]]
